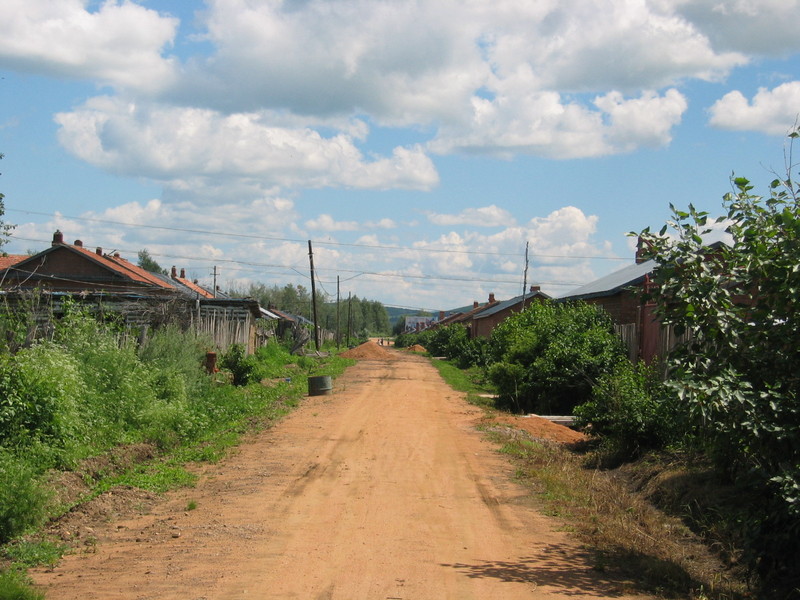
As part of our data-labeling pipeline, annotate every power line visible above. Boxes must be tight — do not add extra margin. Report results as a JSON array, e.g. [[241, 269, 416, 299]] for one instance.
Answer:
[[8, 234, 582, 289], [8, 208, 630, 261]]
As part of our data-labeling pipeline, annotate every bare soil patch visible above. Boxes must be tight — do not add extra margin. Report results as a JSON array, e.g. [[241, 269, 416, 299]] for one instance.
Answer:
[[339, 340, 397, 360], [31, 345, 652, 599], [481, 413, 587, 445], [405, 343, 428, 352]]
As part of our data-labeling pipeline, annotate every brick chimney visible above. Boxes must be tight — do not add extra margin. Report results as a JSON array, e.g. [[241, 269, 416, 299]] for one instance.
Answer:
[[171, 266, 177, 279], [473, 301, 479, 309], [488, 292, 496, 303], [180, 268, 186, 279], [52, 230, 64, 246], [74, 239, 83, 247], [439, 311, 445, 321], [530, 285, 540, 293], [95, 247, 103, 255]]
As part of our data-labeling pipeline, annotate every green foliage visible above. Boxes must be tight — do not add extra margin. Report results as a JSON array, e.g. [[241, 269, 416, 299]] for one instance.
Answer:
[[229, 282, 391, 335], [219, 344, 256, 386], [136, 249, 167, 275], [487, 301, 627, 414], [0, 570, 45, 600], [574, 361, 684, 460], [139, 324, 210, 398], [0, 345, 86, 452], [638, 143, 800, 590], [2, 539, 66, 568], [395, 324, 490, 369], [0, 153, 17, 249], [0, 451, 51, 542], [105, 462, 198, 494]]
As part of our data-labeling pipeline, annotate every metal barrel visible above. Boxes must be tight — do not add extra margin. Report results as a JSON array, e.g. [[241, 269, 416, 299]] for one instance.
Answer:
[[307, 375, 333, 396]]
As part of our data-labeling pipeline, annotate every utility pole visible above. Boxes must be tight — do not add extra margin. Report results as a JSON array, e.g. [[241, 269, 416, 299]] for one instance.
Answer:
[[336, 276, 341, 350], [522, 241, 529, 307], [346, 291, 352, 348], [212, 265, 218, 298], [308, 240, 320, 351]]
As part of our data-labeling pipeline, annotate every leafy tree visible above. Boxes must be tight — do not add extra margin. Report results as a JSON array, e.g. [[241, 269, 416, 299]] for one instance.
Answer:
[[229, 282, 390, 335], [638, 140, 800, 588], [392, 315, 407, 336], [487, 300, 626, 415], [0, 153, 16, 249], [137, 249, 168, 275]]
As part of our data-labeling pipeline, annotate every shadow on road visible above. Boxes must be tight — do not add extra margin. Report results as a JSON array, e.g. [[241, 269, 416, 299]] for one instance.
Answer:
[[440, 542, 654, 597]]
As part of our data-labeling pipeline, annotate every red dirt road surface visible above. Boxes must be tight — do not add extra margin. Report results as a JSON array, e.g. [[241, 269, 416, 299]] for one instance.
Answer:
[[32, 343, 651, 599]]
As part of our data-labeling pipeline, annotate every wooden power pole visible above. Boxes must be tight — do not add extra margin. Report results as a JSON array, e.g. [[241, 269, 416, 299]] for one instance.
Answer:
[[308, 240, 320, 351], [336, 275, 341, 349]]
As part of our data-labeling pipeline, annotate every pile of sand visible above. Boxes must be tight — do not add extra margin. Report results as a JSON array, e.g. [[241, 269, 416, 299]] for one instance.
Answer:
[[480, 413, 586, 445], [405, 344, 427, 353], [340, 341, 396, 360]]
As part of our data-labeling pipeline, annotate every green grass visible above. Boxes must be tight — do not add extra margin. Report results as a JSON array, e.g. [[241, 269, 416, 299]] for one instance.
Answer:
[[429, 359, 496, 408], [2, 539, 65, 569], [100, 463, 198, 494], [0, 570, 45, 600]]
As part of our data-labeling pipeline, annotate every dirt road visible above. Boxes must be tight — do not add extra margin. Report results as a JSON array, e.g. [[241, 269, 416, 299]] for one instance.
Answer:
[[33, 344, 651, 599]]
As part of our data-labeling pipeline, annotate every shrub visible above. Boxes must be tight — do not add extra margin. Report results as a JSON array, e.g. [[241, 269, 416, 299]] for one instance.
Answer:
[[0, 451, 50, 543], [53, 309, 158, 442], [138, 324, 209, 399], [220, 344, 256, 386], [487, 301, 627, 414], [0, 344, 86, 455], [574, 361, 685, 460]]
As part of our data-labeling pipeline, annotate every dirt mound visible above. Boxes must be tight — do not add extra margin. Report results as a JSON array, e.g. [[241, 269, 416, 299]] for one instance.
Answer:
[[339, 341, 396, 360], [405, 344, 427, 353], [481, 413, 586, 445]]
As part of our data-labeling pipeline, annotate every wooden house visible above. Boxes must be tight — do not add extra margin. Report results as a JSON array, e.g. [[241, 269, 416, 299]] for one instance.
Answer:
[[0, 231, 270, 353]]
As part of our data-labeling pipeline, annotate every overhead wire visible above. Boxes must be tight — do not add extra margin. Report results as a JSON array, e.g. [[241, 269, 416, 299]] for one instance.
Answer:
[[8, 234, 582, 290], [8, 208, 631, 261]]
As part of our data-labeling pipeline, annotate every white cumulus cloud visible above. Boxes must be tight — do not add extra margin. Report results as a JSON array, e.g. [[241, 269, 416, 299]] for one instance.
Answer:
[[426, 205, 517, 227], [663, 0, 800, 56], [431, 89, 688, 159], [305, 215, 360, 232], [0, 0, 178, 92], [709, 81, 800, 135], [54, 96, 440, 195]]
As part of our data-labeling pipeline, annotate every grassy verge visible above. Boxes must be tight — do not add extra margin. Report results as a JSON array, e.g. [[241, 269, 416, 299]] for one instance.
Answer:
[[489, 429, 748, 599], [429, 358, 496, 409]]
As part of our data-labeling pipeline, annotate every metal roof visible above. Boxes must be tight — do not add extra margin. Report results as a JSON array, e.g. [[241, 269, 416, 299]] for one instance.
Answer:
[[559, 259, 655, 301], [473, 290, 550, 320]]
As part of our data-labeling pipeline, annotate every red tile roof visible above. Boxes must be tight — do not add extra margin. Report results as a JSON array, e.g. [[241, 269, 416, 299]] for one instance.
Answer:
[[174, 276, 215, 298], [60, 245, 175, 290], [0, 255, 27, 270]]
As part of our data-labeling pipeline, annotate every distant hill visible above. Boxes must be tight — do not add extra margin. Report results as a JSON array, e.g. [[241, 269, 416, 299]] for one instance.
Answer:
[[385, 306, 432, 327], [386, 304, 486, 327]]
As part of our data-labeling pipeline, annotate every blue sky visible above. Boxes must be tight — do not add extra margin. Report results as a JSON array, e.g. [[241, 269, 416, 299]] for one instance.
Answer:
[[1, 0, 799, 312]]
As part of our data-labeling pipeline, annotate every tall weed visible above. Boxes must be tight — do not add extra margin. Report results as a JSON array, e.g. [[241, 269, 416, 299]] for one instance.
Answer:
[[0, 450, 51, 542], [0, 344, 86, 460]]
